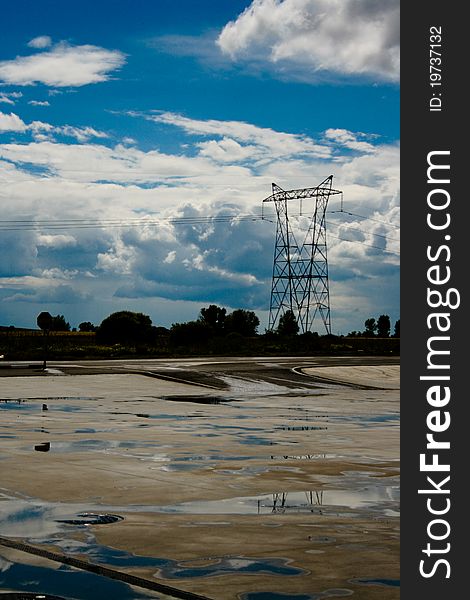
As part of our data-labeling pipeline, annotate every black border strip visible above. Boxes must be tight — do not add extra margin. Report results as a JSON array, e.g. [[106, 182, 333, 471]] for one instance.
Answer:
[[401, 2, 466, 597]]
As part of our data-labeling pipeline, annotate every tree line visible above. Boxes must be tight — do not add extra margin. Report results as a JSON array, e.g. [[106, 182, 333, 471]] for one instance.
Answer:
[[348, 315, 400, 338], [36, 307, 399, 342]]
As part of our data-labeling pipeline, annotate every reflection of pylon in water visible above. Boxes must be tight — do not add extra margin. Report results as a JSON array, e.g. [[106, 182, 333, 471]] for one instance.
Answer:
[[263, 176, 342, 334], [271, 492, 287, 513], [268, 491, 324, 514]]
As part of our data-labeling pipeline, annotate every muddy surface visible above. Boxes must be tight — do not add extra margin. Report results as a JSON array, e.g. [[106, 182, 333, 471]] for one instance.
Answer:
[[0, 356, 399, 599]]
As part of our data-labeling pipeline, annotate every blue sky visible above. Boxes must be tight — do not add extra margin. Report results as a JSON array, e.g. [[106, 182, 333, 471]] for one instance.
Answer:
[[0, 0, 399, 334]]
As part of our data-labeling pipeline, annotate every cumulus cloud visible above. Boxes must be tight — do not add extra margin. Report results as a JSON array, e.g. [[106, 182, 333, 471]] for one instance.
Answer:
[[0, 42, 126, 87], [0, 111, 398, 331], [37, 234, 77, 248], [27, 35, 53, 49], [0, 111, 27, 132], [217, 0, 399, 82]]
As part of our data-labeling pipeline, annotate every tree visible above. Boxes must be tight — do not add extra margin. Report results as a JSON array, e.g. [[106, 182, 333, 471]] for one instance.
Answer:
[[169, 321, 212, 347], [347, 330, 361, 338], [79, 321, 96, 332], [198, 305, 226, 334], [225, 309, 260, 337], [364, 318, 377, 337], [376, 314, 391, 337], [393, 319, 400, 338], [277, 310, 299, 336], [50, 314, 71, 331], [97, 311, 154, 344]]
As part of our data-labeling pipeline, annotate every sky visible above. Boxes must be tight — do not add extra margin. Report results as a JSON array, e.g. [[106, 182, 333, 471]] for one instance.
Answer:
[[0, 0, 400, 335]]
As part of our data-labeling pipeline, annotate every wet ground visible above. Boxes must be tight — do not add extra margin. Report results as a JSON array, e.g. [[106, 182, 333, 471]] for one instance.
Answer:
[[0, 356, 399, 599]]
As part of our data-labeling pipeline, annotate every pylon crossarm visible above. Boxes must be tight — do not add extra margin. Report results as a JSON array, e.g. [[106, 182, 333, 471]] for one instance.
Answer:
[[262, 175, 341, 204]]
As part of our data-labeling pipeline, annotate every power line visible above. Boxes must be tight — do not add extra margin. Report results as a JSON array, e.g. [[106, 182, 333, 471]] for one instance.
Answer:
[[0, 209, 400, 255], [330, 209, 400, 229], [327, 222, 400, 245], [0, 209, 400, 230], [327, 231, 399, 256]]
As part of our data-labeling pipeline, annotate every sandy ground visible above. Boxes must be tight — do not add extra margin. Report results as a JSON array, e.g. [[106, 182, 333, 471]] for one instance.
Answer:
[[301, 365, 400, 389], [0, 357, 399, 599]]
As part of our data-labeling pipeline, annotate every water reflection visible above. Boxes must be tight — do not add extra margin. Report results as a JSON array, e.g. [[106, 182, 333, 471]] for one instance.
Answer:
[[0, 556, 161, 600], [352, 577, 400, 587], [157, 485, 399, 516]]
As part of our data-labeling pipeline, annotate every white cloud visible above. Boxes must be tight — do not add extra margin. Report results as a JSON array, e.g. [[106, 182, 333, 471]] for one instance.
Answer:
[[0, 95, 15, 105], [0, 111, 108, 142], [148, 111, 332, 160], [57, 125, 108, 142], [0, 111, 27, 132], [0, 139, 251, 184], [0, 112, 399, 332], [217, 0, 399, 82], [27, 35, 53, 49], [164, 250, 177, 264], [0, 92, 22, 105], [28, 100, 50, 107], [324, 128, 376, 153], [0, 42, 126, 87], [198, 137, 260, 163], [37, 234, 77, 248]]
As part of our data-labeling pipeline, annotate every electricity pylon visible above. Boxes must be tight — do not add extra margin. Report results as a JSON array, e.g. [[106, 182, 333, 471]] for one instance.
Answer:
[[263, 175, 342, 334]]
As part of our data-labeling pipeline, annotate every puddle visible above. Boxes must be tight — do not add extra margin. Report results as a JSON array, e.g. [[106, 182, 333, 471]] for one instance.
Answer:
[[0, 400, 32, 410], [30, 440, 159, 454], [56, 513, 124, 525], [158, 556, 304, 579], [0, 556, 160, 600], [331, 414, 399, 427], [0, 484, 399, 542], [352, 577, 400, 587], [62, 540, 305, 578], [153, 454, 263, 472], [239, 435, 278, 446], [205, 424, 265, 432], [157, 486, 399, 515], [159, 395, 233, 405], [0, 468, 399, 596], [0, 504, 305, 583], [216, 465, 301, 476], [276, 426, 328, 431], [0, 592, 67, 600], [270, 454, 335, 460]]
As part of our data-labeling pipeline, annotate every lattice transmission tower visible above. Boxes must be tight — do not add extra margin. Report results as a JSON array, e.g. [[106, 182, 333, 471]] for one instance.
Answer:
[[263, 175, 342, 334]]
